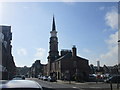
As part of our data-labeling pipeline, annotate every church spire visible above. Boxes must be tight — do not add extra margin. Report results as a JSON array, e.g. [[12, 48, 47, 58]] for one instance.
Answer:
[[52, 15, 56, 31], [48, 16, 59, 61]]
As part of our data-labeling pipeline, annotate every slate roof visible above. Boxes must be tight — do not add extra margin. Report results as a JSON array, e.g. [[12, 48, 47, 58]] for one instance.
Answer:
[[55, 52, 72, 61], [55, 52, 88, 62]]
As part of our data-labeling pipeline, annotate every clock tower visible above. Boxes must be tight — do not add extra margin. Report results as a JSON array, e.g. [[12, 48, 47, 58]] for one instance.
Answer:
[[48, 16, 59, 62], [47, 16, 59, 75]]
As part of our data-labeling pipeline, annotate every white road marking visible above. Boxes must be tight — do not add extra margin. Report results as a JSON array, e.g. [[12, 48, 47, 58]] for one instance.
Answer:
[[73, 87, 77, 88], [90, 87, 101, 88]]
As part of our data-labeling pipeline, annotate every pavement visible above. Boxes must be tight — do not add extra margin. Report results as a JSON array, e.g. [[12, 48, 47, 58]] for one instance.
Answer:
[[57, 80, 104, 84], [56, 80, 120, 90], [27, 78, 120, 90], [57, 80, 86, 84]]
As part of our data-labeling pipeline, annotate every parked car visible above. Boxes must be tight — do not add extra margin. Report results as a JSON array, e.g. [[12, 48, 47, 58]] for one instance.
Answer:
[[42, 76, 48, 81], [88, 74, 97, 82], [47, 76, 57, 82], [38, 75, 44, 80], [38, 75, 41, 79], [0, 80, 43, 90], [40, 76, 44, 80], [12, 75, 25, 80], [0, 65, 8, 80], [104, 75, 120, 83]]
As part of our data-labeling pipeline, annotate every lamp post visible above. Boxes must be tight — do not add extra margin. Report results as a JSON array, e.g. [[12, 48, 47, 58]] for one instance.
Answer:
[[117, 40, 120, 89], [118, 40, 120, 74]]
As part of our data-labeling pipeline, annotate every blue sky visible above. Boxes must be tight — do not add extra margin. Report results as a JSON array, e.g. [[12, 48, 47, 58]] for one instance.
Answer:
[[0, 2, 118, 67]]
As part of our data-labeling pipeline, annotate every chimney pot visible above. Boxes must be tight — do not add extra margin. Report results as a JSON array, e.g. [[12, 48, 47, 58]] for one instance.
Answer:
[[72, 45, 77, 57]]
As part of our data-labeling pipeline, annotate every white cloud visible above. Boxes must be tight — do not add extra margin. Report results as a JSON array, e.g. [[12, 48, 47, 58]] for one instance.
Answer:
[[34, 48, 46, 63], [17, 48, 27, 56], [99, 44, 118, 66], [105, 8, 118, 30], [98, 31, 118, 66], [97, 6, 119, 66], [106, 31, 118, 47]]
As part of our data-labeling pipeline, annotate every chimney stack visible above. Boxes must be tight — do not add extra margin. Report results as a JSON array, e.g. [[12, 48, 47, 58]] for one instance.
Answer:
[[72, 45, 77, 57], [97, 61, 100, 71]]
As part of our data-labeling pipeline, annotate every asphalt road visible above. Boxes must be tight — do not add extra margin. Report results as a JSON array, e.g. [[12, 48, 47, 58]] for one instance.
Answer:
[[28, 78, 78, 90], [27, 78, 120, 90]]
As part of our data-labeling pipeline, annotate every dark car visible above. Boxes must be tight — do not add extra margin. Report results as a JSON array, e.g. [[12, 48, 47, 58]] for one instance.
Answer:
[[47, 76, 57, 82], [88, 74, 97, 82], [0, 80, 43, 90], [12, 75, 25, 80], [104, 75, 120, 83]]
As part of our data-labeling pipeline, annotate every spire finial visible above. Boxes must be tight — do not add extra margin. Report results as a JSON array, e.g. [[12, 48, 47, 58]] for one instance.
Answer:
[[52, 15, 56, 31]]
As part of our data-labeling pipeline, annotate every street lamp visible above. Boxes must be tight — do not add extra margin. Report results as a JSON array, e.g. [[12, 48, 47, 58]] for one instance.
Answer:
[[118, 40, 120, 74]]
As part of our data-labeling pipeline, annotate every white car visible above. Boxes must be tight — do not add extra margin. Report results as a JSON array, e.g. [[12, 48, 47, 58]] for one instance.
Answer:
[[1, 80, 43, 90], [47, 76, 57, 82], [42, 76, 48, 81]]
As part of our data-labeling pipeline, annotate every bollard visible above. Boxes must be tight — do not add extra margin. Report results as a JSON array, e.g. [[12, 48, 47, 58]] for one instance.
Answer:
[[110, 81, 113, 90], [69, 80, 71, 84], [117, 83, 119, 90], [117, 79, 119, 90]]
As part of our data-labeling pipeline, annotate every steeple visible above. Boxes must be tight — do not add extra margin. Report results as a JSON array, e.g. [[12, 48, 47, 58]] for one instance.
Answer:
[[52, 15, 56, 31], [48, 16, 59, 62], [50, 15, 57, 37], [48, 16, 59, 76]]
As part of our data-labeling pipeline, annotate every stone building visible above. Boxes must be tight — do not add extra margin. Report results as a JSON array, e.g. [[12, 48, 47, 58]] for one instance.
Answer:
[[16, 66, 30, 77], [51, 46, 90, 81], [44, 17, 90, 81], [30, 60, 43, 78], [43, 64, 47, 76], [0, 25, 16, 80]]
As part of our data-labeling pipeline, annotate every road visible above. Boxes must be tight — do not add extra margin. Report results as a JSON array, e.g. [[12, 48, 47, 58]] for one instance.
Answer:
[[27, 78, 119, 90]]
